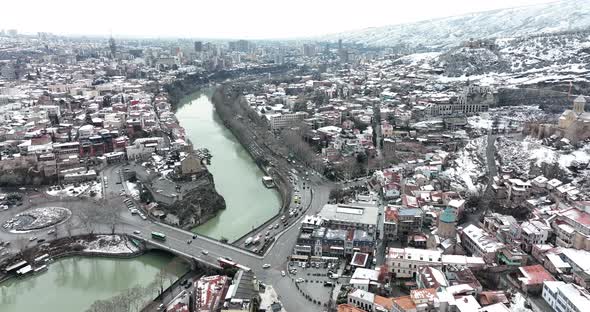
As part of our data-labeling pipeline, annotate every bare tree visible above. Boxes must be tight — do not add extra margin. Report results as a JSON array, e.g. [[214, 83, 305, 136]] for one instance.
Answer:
[[14, 236, 28, 256]]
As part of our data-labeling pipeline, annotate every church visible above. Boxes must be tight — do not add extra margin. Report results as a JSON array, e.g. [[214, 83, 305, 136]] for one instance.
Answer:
[[557, 95, 590, 143]]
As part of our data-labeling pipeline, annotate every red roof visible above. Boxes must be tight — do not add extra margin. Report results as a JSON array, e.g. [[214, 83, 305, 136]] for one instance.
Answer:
[[560, 208, 590, 228], [384, 206, 399, 223], [351, 252, 369, 267], [518, 265, 555, 285]]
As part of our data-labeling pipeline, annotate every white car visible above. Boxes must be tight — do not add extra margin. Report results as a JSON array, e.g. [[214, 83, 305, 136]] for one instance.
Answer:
[[295, 278, 305, 283], [48, 229, 55, 234], [201, 250, 209, 255], [263, 264, 271, 269], [281, 270, 286, 277], [133, 230, 141, 235], [29, 236, 37, 241]]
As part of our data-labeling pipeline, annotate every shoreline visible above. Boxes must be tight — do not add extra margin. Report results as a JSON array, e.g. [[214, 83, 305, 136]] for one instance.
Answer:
[[208, 86, 294, 246], [0, 234, 147, 285]]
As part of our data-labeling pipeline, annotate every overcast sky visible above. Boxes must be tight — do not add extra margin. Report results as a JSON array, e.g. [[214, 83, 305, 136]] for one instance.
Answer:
[[2, 0, 557, 39]]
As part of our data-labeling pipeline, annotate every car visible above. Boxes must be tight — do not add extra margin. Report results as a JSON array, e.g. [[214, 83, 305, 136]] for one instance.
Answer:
[[157, 304, 165, 310], [48, 229, 55, 235], [141, 215, 147, 220], [29, 236, 37, 242], [187, 240, 192, 244], [224, 256, 233, 261], [281, 270, 286, 277], [133, 230, 141, 235], [323, 281, 334, 287], [295, 278, 305, 283], [263, 263, 271, 269], [192, 234, 197, 239], [274, 224, 279, 229], [289, 269, 297, 274], [201, 250, 209, 255], [37, 239, 46, 243], [265, 231, 270, 236]]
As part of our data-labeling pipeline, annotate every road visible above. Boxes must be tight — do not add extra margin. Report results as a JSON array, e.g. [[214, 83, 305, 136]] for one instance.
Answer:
[[0, 163, 333, 312], [461, 134, 498, 227]]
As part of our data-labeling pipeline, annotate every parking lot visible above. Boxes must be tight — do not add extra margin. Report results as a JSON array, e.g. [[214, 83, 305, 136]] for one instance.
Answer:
[[285, 261, 343, 308]]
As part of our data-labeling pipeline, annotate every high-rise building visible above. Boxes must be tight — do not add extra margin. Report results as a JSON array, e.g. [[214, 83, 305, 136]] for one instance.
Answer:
[[194, 41, 202, 52], [303, 44, 316, 57], [108, 37, 117, 59]]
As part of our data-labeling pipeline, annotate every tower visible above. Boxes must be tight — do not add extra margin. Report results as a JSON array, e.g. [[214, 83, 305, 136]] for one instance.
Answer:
[[109, 36, 117, 59], [573, 95, 586, 115]]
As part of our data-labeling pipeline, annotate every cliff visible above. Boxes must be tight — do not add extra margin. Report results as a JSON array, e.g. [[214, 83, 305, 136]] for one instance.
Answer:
[[167, 171, 226, 229]]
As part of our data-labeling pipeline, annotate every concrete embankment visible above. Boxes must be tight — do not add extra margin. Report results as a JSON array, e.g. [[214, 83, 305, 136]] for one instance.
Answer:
[[0, 234, 146, 284]]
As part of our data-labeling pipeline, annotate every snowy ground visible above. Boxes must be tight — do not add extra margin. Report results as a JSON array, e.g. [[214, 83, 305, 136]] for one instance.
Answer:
[[84, 181, 103, 199], [3, 207, 71, 233], [126, 181, 140, 200], [496, 137, 590, 178], [442, 136, 488, 195], [46, 182, 93, 197], [468, 106, 550, 131], [82, 235, 139, 254]]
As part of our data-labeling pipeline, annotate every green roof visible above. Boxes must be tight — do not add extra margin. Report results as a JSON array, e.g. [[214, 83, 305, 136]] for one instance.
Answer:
[[440, 208, 456, 223]]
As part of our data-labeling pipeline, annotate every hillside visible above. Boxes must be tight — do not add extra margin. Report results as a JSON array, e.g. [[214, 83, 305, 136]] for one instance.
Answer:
[[322, 0, 590, 49]]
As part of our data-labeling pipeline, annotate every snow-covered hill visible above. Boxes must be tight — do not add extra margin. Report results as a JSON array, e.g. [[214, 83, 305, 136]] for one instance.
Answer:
[[322, 0, 590, 49]]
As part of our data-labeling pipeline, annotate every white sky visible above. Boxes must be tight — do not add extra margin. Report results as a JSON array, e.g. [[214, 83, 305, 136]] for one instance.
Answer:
[[2, 0, 556, 39]]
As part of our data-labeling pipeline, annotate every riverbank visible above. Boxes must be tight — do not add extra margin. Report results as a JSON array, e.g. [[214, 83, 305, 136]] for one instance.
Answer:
[[175, 91, 282, 241], [209, 86, 295, 247], [0, 234, 145, 284]]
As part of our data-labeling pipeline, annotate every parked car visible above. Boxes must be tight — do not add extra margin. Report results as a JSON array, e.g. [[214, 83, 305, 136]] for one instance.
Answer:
[[201, 250, 209, 255], [263, 264, 271, 269], [29, 236, 37, 242], [133, 230, 141, 235], [281, 270, 286, 277]]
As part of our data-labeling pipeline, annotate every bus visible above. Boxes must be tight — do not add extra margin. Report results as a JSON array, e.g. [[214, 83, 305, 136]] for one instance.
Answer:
[[217, 257, 251, 272], [151, 232, 166, 241]]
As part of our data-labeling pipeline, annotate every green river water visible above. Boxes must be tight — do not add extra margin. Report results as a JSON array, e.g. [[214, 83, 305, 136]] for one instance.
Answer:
[[1, 89, 280, 311]]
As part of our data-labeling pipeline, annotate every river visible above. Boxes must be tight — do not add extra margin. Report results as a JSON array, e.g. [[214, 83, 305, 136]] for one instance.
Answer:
[[1, 89, 278, 311], [175, 89, 281, 242], [0, 252, 185, 312]]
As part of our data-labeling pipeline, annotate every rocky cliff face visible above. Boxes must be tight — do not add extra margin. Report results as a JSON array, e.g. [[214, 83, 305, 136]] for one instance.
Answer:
[[165, 170, 226, 229]]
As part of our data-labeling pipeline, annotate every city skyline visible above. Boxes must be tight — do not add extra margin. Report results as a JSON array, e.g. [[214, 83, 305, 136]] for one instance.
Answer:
[[3, 0, 556, 39]]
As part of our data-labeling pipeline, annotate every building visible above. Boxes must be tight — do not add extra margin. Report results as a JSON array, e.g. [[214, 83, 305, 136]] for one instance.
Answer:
[[295, 226, 375, 258], [267, 112, 308, 130], [552, 207, 590, 250], [558, 96, 590, 143], [125, 137, 166, 160], [350, 268, 380, 292], [516, 220, 551, 252], [194, 275, 229, 312], [438, 208, 458, 239], [517, 264, 555, 294], [426, 86, 492, 117], [318, 203, 379, 236], [460, 224, 504, 262], [347, 288, 393, 312], [383, 205, 399, 242], [386, 247, 484, 278], [542, 281, 590, 312]]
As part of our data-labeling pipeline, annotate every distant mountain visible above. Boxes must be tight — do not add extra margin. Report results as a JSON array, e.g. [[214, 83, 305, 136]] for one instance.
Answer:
[[321, 0, 590, 49]]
